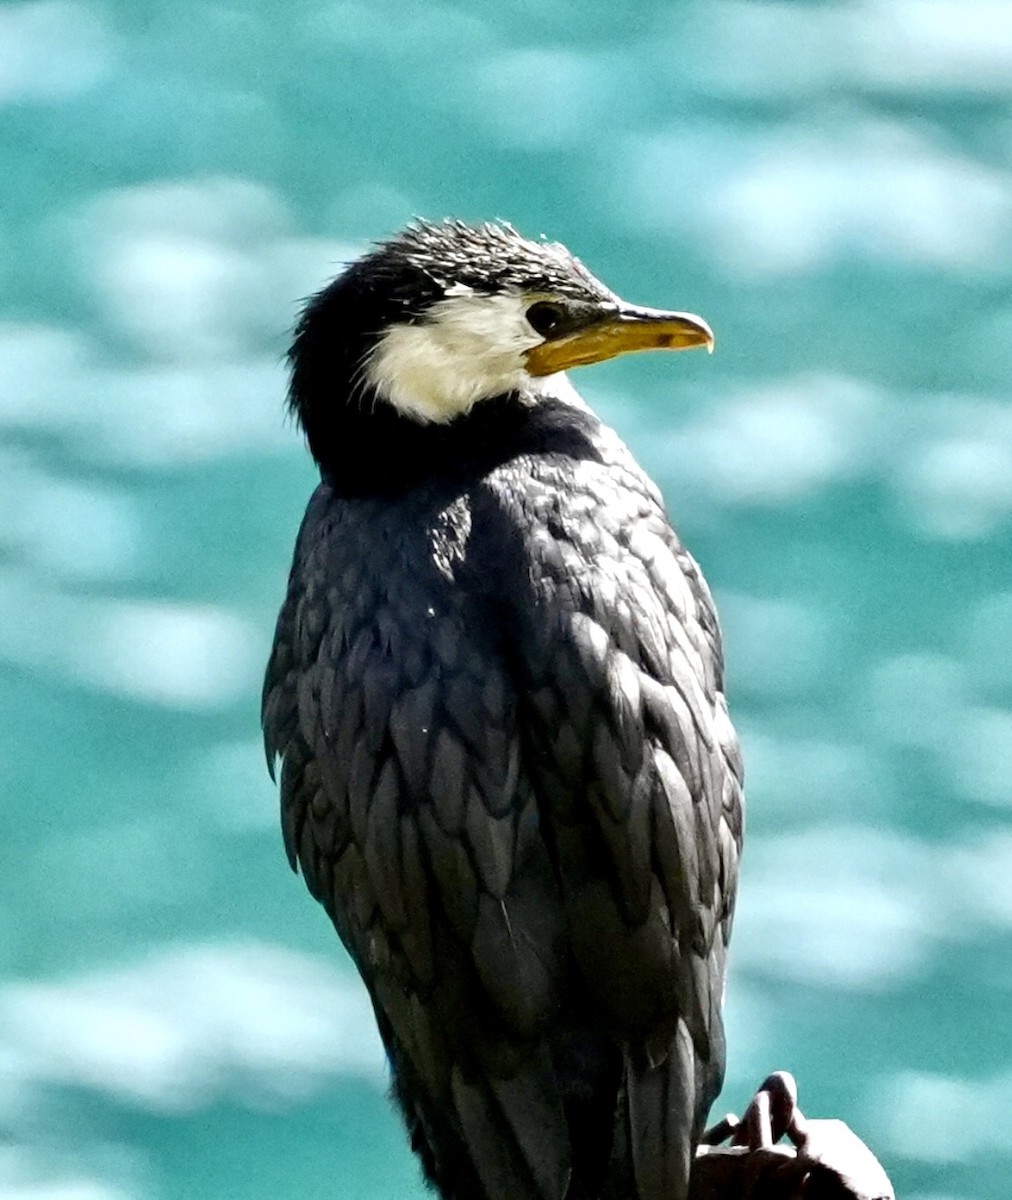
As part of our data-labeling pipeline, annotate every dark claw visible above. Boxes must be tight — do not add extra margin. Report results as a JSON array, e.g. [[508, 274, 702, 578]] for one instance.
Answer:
[[759, 1071, 798, 1141], [730, 1069, 798, 1149], [787, 1103, 811, 1149], [699, 1113, 740, 1146], [692, 1072, 895, 1200], [742, 1086, 773, 1148]]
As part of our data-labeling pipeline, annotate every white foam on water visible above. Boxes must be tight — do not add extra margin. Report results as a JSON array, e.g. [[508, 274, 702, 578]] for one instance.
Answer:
[[0, 942, 384, 1116], [0, 1, 116, 104]]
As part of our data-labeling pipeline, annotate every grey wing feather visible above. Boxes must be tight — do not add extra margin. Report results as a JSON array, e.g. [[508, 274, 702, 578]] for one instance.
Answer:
[[262, 486, 572, 1200], [264, 438, 744, 1200], [491, 451, 744, 1200]]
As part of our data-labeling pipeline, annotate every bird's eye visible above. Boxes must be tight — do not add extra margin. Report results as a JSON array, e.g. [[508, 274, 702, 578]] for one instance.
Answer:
[[525, 301, 566, 337]]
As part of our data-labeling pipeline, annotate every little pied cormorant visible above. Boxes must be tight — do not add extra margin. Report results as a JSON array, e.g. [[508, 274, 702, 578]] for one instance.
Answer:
[[262, 220, 744, 1200]]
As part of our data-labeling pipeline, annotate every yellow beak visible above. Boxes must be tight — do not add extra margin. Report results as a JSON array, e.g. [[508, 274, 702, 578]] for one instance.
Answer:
[[524, 305, 714, 377]]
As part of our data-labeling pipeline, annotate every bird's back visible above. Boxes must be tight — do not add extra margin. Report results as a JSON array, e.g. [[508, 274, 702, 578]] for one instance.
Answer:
[[263, 399, 743, 1200]]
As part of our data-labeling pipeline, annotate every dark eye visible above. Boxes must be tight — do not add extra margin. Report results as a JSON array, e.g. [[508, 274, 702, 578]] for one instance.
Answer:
[[525, 300, 566, 337]]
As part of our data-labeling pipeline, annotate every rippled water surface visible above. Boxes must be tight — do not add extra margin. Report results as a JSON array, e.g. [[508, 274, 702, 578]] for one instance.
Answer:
[[2, 2, 1011, 1197]]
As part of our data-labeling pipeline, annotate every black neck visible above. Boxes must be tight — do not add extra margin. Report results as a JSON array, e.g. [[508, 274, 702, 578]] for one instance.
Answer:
[[307, 390, 603, 498]]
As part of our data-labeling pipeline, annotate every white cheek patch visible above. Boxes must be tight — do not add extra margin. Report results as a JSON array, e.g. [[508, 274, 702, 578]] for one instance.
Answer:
[[362, 290, 543, 423]]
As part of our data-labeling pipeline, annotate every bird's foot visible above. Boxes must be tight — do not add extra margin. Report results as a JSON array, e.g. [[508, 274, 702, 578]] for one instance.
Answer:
[[691, 1071, 894, 1200]]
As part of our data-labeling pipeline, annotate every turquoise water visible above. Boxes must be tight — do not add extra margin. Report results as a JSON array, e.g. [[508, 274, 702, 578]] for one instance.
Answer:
[[2, 2, 1011, 1197]]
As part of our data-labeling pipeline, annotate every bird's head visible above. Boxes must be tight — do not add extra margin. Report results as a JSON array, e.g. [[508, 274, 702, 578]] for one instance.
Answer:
[[288, 220, 713, 476]]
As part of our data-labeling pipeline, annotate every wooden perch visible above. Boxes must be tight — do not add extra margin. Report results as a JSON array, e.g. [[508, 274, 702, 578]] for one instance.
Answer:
[[690, 1072, 894, 1200]]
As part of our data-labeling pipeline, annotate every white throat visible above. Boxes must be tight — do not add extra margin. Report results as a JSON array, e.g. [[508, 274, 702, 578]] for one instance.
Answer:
[[362, 290, 544, 423]]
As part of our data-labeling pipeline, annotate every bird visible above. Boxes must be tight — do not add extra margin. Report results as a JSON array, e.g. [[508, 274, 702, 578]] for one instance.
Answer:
[[262, 219, 744, 1200]]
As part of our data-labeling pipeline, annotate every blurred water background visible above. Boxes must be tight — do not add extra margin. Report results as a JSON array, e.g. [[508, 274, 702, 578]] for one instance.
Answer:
[[2, 1, 1011, 1197]]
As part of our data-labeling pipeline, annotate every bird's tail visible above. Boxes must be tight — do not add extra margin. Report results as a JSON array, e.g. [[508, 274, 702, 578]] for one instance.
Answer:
[[605, 1021, 700, 1200]]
